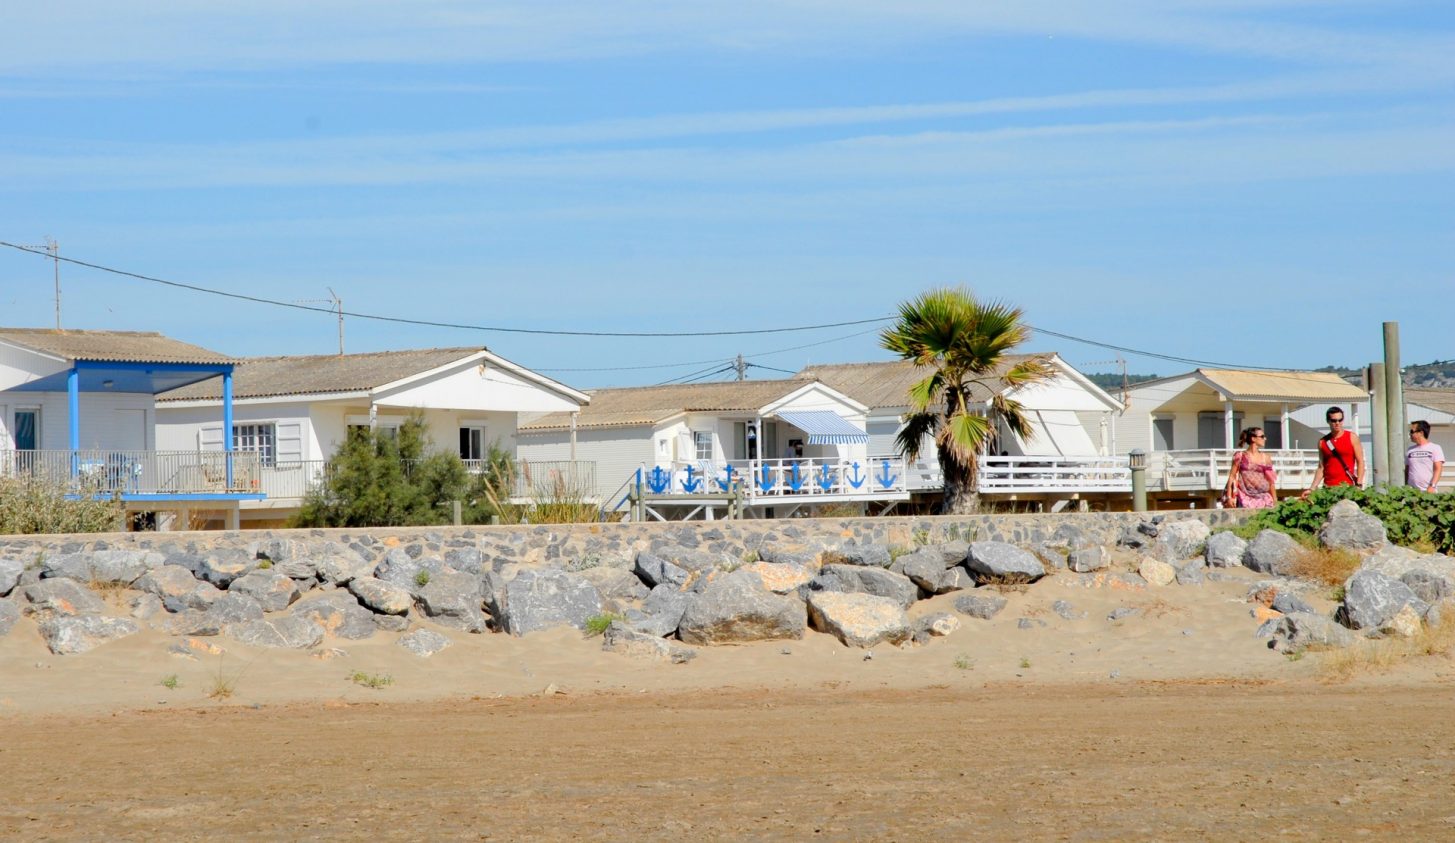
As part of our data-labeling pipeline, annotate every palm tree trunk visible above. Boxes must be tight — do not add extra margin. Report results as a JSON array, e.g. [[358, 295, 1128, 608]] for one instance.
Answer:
[[939, 447, 981, 515]]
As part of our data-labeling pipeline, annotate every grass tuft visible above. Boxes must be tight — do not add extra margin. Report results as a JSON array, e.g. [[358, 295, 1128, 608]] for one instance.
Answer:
[[583, 612, 624, 637], [414, 569, 431, 588], [349, 671, 395, 690], [952, 653, 974, 671], [1318, 612, 1455, 682], [160, 674, 180, 690], [1288, 546, 1362, 587]]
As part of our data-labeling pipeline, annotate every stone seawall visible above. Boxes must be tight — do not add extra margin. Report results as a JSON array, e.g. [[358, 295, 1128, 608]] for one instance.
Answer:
[[1, 511, 1253, 569]]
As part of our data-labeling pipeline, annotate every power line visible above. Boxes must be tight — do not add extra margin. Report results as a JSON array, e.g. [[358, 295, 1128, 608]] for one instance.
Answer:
[[0, 241, 891, 339]]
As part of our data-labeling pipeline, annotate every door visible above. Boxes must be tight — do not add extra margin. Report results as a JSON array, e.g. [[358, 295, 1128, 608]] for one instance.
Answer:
[[13, 410, 38, 450]]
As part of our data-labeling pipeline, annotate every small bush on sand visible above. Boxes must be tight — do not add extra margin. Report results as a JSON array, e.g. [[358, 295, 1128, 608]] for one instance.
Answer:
[[0, 476, 124, 535], [584, 613, 624, 637], [349, 671, 395, 689]]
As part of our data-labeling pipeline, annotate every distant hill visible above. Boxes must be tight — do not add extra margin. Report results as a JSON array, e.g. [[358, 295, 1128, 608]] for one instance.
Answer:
[[1084, 372, 1160, 391], [1314, 360, 1455, 389], [1082, 361, 1455, 391]]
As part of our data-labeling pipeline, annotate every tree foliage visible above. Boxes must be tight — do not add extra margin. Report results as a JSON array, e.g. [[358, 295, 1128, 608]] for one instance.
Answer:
[[0, 476, 125, 535], [880, 286, 1052, 514], [292, 414, 513, 528]]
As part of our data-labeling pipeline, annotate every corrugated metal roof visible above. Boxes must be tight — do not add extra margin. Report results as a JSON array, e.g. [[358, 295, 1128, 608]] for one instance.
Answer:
[[0, 328, 233, 365], [520, 379, 815, 432], [796, 355, 1038, 410], [158, 347, 485, 401], [1196, 369, 1366, 402]]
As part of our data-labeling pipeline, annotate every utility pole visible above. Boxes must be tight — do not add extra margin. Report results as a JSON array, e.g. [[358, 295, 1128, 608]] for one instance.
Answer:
[[735, 354, 747, 381], [296, 288, 345, 355], [18, 238, 60, 328], [1087, 356, 1129, 406], [1367, 362, 1388, 487], [1383, 322, 1404, 486]]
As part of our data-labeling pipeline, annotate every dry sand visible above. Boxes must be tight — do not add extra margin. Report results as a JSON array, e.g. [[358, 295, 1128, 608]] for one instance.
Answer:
[[3, 565, 1453, 840]]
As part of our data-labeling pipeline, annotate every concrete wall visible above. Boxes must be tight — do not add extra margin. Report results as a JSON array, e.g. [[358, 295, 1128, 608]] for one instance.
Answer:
[[0, 510, 1251, 570]]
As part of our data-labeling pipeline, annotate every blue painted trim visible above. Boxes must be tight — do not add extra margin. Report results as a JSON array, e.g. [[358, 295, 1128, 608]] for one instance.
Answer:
[[223, 370, 234, 488], [65, 493, 266, 502], [73, 360, 236, 374], [67, 367, 80, 467]]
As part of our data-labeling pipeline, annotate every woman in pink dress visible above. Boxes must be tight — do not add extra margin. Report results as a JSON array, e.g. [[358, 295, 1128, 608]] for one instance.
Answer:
[[1223, 427, 1277, 509]]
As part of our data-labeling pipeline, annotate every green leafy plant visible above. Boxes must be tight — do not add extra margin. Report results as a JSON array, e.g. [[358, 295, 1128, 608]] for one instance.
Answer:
[[414, 569, 431, 588], [583, 612, 624, 637], [348, 671, 395, 689], [0, 476, 124, 535], [160, 674, 180, 690], [1243, 486, 1455, 554], [257, 559, 273, 569], [1019, 657, 1032, 669], [953, 653, 974, 671]]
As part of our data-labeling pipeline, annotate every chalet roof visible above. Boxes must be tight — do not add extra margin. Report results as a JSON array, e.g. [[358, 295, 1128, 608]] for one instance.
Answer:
[[1192, 369, 1365, 403], [158, 347, 486, 401], [520, 379, 818, 432], [796, 355, 1039, 410], [1406, 387, 1455, 416], [0, 328, 233, 365]]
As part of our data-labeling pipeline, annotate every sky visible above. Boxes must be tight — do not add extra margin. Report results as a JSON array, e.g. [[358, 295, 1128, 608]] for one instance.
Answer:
[[1, 1, 1452, 389]]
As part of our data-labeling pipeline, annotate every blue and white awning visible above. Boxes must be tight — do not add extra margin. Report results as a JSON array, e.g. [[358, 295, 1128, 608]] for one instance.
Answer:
[[775, 410, 869, 445]]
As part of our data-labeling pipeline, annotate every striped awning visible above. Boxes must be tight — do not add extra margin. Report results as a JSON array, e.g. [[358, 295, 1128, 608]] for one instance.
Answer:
[[775, 410, 869, 445]]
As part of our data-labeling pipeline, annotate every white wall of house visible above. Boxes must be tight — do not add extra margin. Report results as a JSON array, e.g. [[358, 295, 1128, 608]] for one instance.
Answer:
[[0, 344, 68, 392], [516, 426, 655, 500], [0, 390, 156, 451]]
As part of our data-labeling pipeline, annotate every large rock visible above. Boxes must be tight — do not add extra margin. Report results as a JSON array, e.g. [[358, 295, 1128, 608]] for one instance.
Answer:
[[755, 543, 826, 567], [634, 552, 690, 589], [1204, 532, 1248, 569], [827, 543, 892, 569], [19, 579, 105, 617], [804, 564, 918, 609], [1360, 545, 1455, 597], [1401, 570, 1454, 605], [1266, 611, 1357, 651], [397, 628, 452, 657], [1067, 545, 1109, 574], [678, 570, 805, 645], [134, 565, 205, 609], [1243, 530, 1302, 577], [37, 615, 139, 654], [743, 561, 814, 594], [953, 592, 1007, 620], [373, 549, 447, 595], [577, 566, 650, 603], [927, 541, 971, 568], [294, 594, 378, 640], [166, 593, 266, 636], [1, 558, 27, 596], [0, 598, 19, 636], [182, 548, 260, 587], [248, 538, 319, 580], [602, 622, 697, 663], [499, 569, 602, 636], [1138, 558, 1176, 587], [896, 551, 959, 594], [225, 616, 324, 649], [806, 591, 910, 648], [1319, 503, 1387, 552], [1340, 569, 1427, 630], [228, 570, 301, 613], [41, 550, 160, 585], [965, 542, 1045, 583], [911, 612, 961, 644], [348, 577, 413, 616], [642, 544, 731, 574], [415, 571, 488, 633], [631, 584, 690, 637], [311, 544, 376, 585], [1153, 520, 1211, 563]]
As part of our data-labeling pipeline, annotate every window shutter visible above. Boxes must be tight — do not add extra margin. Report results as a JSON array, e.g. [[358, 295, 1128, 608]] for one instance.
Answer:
[[276, 422, 303, 462], [199, 424, 224, 451]]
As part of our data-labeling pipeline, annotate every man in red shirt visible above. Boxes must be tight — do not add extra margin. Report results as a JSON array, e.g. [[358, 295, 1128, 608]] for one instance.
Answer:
[[1302, 406, 1364, 498]]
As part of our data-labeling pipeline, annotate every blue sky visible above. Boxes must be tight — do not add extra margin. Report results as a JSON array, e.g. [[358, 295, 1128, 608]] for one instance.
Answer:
[[1, 1, 1452, 388]]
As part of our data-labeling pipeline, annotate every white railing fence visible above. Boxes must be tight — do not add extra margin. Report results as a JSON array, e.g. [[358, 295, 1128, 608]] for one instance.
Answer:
[[1150, 449, 1320, 492], [976, 454, 1131, 492], [0, 449, 262, 495], [634, 456, 909, 499]]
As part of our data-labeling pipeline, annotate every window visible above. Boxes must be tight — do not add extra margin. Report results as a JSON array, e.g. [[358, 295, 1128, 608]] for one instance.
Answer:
[[460, 426, 487, 461], [1262, 419, 1284, 449], [1197, 412, 1243, 449], [1152, 417, 1174, 451], [233, 423, 276, 466], [13, 409, 38, 450], [693, 430, 714, 461]]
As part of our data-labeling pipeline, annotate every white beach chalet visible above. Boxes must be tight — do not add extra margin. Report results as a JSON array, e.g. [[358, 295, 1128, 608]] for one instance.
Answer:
[[516, 378, 902, 519], [156, 347, 589, 527], [0, 328, 261, 528], [798, 355, 1126, 502], [1123, 369, 1368, 504]]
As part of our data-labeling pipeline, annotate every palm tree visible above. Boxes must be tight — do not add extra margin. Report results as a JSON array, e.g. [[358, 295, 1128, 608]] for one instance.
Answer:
[[880, 287, 1053, 514]]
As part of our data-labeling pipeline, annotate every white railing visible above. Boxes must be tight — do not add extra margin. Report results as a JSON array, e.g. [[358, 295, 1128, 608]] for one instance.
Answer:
[[976, 454, 1131, 493], [257, 460, 328, 500], [0, 449, 263, 496], [508, 459, 597, 500], [635, 456, 909, 500], [1150, 449, 1320, 492]]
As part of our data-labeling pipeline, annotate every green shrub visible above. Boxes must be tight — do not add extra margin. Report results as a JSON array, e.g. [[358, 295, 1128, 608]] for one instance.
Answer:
[[0, 476, 125, 535], [1242, 486, 1455, 554]]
